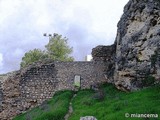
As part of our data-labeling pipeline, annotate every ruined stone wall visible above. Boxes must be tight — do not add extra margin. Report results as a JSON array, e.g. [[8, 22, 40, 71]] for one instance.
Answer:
[[92, 45, 116, 83], [0, 62, 58, 119], [2, 0, 160, 119], [55, 61, 106, 90], [0, 61, 106, 119], [20, 63, 57, 106]]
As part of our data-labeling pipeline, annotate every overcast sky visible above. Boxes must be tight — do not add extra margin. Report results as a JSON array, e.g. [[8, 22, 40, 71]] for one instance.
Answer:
[[0, 0, 129, 74]]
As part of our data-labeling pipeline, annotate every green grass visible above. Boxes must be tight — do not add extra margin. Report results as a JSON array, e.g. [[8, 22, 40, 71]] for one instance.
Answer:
[[69, 84, 160, 120], [13, 84, 160, 120], [13, 90, 74, 120]]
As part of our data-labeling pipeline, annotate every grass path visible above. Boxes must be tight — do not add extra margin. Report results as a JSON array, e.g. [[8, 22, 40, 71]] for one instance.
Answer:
[[64, 93, 77, 120]]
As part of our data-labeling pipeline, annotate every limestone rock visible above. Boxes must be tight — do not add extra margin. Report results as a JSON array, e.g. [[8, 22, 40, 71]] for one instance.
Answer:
[[114, 0, 160, 91], [80, 116, 97, 120], [91, 0, 160, 91]]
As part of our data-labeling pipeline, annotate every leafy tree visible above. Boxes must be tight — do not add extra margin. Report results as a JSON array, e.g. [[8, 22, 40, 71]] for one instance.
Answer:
[[20, 49, 47, 68], [45, 33, 74, 61], [20, 33, 74, 68]]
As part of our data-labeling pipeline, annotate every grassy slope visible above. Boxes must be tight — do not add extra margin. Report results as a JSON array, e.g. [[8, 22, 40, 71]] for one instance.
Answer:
[[69, 84, 160, 120], [13, 90, 73, 120], [13, 84, 160, 120]]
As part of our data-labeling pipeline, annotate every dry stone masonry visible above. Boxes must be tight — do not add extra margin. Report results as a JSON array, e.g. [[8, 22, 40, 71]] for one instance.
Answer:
[[55, 61, 106, 90], [0, 61, 106, 119], [0, 0, 160, 119], [92, 45, 116, 83]]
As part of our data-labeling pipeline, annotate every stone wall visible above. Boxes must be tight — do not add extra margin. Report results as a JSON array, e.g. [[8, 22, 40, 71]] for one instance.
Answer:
[[0, 62, 58, 120], [92, 45, 116, 83], [55, 61, 106, 90], [0, 61, 106, 120], [1, 0, 160, 119], [20, 63, 57, 106]]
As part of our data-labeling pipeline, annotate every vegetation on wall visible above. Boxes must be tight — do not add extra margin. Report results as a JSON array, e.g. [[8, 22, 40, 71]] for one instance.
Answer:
[[20, 49, 48, 68], [20, 33, 74, 68]]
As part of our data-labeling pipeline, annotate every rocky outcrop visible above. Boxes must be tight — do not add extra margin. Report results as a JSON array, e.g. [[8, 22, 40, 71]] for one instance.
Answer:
[[114, 0, 160, 91], [92, 0, 160, 91]]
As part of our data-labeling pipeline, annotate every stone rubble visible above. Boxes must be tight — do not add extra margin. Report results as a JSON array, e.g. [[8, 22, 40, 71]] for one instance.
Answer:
[[80, 116, 97, 120]]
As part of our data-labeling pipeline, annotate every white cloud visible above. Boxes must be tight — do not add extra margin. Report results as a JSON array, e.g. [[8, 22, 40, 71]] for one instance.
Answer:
[[14, 48, 24, 57], [0, 0, 129, 73]]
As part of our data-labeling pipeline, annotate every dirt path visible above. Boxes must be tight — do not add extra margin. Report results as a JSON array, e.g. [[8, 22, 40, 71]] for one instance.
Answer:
[[64, 93, 77, 120]]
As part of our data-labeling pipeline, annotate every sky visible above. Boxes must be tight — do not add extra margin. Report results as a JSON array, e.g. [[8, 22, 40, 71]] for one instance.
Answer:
[[0, 0, 129, 74]]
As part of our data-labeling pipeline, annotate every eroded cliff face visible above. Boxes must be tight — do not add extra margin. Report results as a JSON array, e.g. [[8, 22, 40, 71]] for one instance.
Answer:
[[92, 0, 160, 91], [115, 0, 160, 91]]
